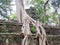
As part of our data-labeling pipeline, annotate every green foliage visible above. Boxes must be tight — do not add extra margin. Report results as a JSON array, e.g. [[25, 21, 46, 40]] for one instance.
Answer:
[[31, 26, 36, 33], [0, 35, 3, 42], [51, 0, 60, 12], [13, 35, 22, 42], [31, 0, 58, 24], [0, 0, 12, 18], [1, 24, 8, 33], [4, 13, 17, 20], [51, 12, 58, 24], [31, 0, 45, 23], [11, 13, 17, 20]]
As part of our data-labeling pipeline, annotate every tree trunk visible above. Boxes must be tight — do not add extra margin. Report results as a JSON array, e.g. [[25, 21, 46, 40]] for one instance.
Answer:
[[16, 0, 24, 23], [43, 0, 49, 25]]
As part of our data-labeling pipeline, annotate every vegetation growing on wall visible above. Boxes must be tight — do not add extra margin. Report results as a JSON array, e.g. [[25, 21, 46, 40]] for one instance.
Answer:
[[1, 24, 8, 33]]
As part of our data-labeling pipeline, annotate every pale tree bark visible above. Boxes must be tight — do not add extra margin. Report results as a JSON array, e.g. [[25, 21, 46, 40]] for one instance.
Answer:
[[16, 0, 24, 23], [43, 0, 49, 25], [6, 38, 9, 45], [16, 0, 46, 45], [21, 6, 46, 45]]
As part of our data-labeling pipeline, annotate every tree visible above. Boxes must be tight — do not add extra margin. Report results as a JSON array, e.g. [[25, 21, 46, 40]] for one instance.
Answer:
[[43, 0, 49, 24], [16, 0, 24, 23], [30, 0, 59, 25], [31, 0, 49, 24], [0, 0, 12, 19], [51, 0, 60, 12]]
